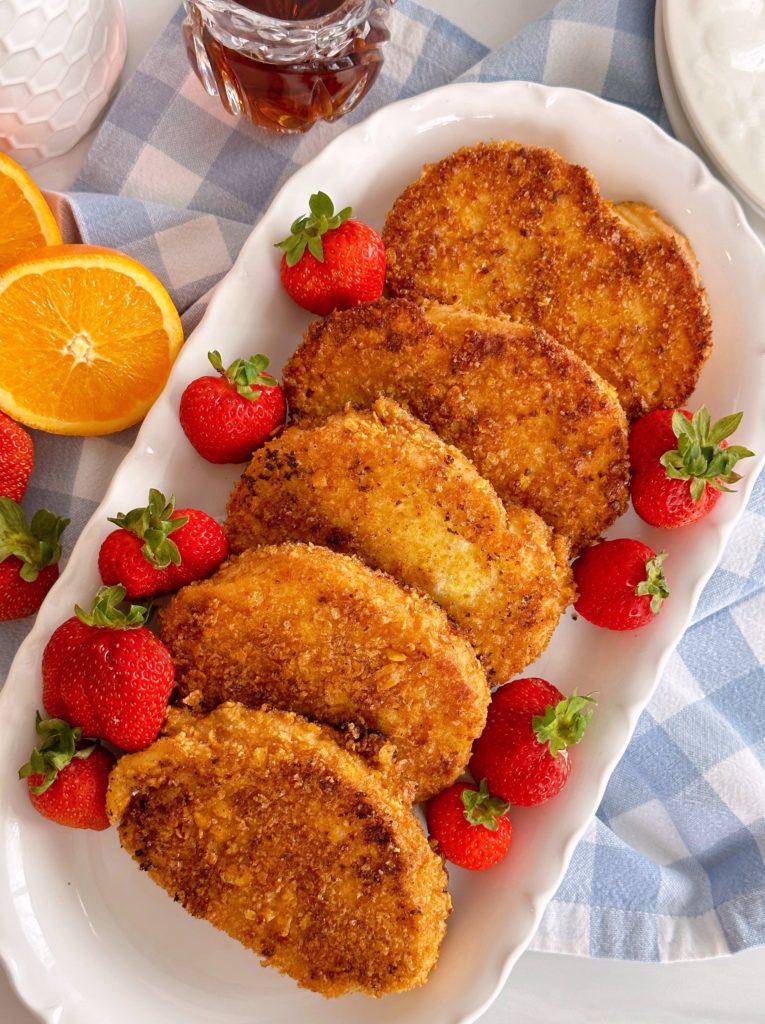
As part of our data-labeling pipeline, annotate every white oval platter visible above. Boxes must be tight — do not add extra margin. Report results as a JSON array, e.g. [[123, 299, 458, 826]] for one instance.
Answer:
[[663, 0, 765, 216], [1, 80, 765, 1024]]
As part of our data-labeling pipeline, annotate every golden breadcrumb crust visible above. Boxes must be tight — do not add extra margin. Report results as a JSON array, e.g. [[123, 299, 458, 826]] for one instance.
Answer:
[[225, 399, 574, 683], [283, 297, 629, 551], [159, 543, 489, 800], [383, 141, 713, 418], [107, 703, 451, 997]]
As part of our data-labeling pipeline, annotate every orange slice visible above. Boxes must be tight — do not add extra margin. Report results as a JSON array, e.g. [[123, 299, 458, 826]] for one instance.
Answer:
[[0, 152, 62, 265], [0, 245, 184, 435]]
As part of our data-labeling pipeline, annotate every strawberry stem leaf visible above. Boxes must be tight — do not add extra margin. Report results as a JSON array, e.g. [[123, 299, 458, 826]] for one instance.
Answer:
[[207, 350, 277, 402], [660, 407, 754, 502], [274, 191, 353, 267], [0, 498, 69, 582], [635, 551, 670, 614], [107, 488, 188, 569], [18, 711, 97, 795], [75, 584, 150, 629], [207, 350, 226, 375], [532, 691, 596, 758], [461, 778, 510, 832]]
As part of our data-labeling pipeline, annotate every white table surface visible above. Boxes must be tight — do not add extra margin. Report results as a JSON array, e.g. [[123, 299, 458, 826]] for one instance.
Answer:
[[2, 1, 764, 1021]]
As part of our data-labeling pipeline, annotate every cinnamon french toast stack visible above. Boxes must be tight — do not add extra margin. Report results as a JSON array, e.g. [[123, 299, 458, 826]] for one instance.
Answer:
[[383, 140, 712, 419], [125, 396, 573, 995], [225, 398, 574, 683], [283, 297, 630, 552], [110, 137, 714, 1000], [158, 543, 489, 802]]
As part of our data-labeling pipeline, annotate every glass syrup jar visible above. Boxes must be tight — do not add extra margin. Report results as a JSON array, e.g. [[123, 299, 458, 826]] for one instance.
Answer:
[[182, 0, 396, 134]]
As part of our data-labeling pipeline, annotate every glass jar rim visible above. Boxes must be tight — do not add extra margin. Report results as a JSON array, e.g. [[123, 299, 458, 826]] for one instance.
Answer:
[[184, 0, 394, 65], [188, 0, 382, 29]]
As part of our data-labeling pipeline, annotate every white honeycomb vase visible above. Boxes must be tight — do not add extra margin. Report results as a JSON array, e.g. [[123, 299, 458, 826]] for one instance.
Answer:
[[0, 0, 126, 167]]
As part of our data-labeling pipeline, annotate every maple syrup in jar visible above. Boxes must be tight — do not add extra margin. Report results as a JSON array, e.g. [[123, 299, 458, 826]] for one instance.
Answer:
[[182, 0, 395, 133]]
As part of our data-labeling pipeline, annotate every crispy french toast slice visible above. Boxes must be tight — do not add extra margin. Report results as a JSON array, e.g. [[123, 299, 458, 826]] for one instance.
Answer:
[[107, 703, 451, 997], [159, 543, 489, 800], [383, 140, 712, 418], [283, 297, 629, 551], [225, 399, 574, 683]]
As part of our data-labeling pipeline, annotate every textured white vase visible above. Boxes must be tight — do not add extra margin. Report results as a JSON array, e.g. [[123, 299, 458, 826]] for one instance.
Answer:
[[0, 0, 127, 168]]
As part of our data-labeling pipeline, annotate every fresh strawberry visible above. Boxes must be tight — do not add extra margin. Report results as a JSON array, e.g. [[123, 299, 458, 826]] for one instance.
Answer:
[[426, 779, 512, 871], [0, 498, 68, 620], [573, 538, 669, 630], [179, 351, 286, 464], [44, 585, 174, 752], [98, 488, 228, 599], [469, 679, 595, 807], [0, 557, 59, 620], [19, 713, 113, 831], [0, 411, 33, 501], [42, 615, 93, 718], [171, 503, 229, 580], [630, 407, 754, 529], [275, 191, 386, 316], [98, 528, 171, 599]]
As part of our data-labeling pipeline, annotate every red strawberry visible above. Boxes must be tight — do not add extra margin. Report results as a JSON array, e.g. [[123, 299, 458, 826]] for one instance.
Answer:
[[0, 498, 68, 621], [42, 616, 93, 718], [0, 411, 33, 501], [172, 505, 229, 579], [629, 408, 692, 470], [426, 779, 512, 871], [99, 529, 171, 598], [469, 679, 595, 807], [275, 191, 386, 316], [44, 585, 174, 752], [573, 538, 669, 630], [19, 713, 113, 831], [0, 557, 59, 620], [179, 351, 286, 464], [98, 488, 228, 599], [630, 407, 754, 529]]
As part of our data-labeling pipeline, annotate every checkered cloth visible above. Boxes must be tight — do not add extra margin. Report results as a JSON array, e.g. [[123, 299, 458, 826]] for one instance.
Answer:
[[3, 0, 764, 962]]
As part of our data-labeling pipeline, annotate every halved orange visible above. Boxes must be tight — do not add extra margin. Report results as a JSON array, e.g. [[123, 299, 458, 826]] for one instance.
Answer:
[[0, 152, 62, 265], [0, 245, 184, 435]]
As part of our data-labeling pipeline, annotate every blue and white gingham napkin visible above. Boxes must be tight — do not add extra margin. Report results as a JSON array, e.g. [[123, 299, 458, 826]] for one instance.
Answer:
[[3, 0, 764, 963]]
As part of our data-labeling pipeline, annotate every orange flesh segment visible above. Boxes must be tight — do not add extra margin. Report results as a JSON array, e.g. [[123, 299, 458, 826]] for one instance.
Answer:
[[0, 267, 173, 422], [0, 156, 61, 263], [0, 248, 184, 435]]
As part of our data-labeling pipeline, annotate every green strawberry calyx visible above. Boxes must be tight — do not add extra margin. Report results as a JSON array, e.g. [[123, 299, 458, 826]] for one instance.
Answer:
[[635, 551, 670, 615], [18, 711, 97, 795], [660, 407, 754, 503], [108, 488, 188, 569], [275, 191, 352, 267], [75, 584, 149, 629], [207, 350, 277, 402], [533, 691, 597, 758], [461, 778, 510, 832], [0, 497, 69, 583]]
